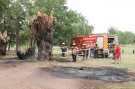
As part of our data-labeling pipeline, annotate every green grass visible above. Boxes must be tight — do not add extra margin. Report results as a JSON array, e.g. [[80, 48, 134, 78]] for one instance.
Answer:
[[51, 47, 135, 89], [2, 45, 135, 70], [1, 45, 135, 89], [121, 45, 135, 54], [52, 45, 135, 69]]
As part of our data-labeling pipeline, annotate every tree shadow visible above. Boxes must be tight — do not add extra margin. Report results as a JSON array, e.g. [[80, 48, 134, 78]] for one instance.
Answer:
[[0, 57, 19, 69], [0, 56, 37, 69], [39, 66, 135, 83], [52, 57, 73, 63]]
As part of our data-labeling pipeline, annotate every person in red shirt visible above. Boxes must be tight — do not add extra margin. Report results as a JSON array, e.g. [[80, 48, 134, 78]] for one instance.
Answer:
[[113, 43, 121, 64]]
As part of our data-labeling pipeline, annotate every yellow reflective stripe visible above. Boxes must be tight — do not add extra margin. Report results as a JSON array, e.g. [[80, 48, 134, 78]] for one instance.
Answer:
[[103, 36, 108, 49]]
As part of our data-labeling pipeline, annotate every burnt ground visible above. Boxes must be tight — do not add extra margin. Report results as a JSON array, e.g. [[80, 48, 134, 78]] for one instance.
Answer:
[[1, 55, 135, 89], [40, 66, 135, 83]]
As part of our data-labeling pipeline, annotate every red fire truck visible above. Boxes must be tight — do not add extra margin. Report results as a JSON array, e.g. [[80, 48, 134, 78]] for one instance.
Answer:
[[69, 33, 118, 57]]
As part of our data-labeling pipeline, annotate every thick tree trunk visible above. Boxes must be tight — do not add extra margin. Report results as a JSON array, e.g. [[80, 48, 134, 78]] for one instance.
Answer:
[[0, 30, 10, 55], [37, 44, 53, 60], [16, 29, 19, 53], [30, 33, 34, 47], [8, 41, 11, 51], [0, 42, 8, 55], [36, 32, 53, 60], [27, 12, 56, 61], [37, 40, 48, 60]]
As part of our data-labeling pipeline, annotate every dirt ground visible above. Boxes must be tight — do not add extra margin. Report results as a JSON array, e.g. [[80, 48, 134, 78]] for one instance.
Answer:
[[0, 55, 135, 89]]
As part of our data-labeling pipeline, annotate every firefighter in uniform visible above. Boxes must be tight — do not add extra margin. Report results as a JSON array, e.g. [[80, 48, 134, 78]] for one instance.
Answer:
[[82, 44, 88, 60], [60, 42, 67, 57], [70, 43, 78, 62], [94, 44, 99, 58]]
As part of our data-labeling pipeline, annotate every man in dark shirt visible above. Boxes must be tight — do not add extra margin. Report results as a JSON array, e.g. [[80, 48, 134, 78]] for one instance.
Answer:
[[60, 42, 67, 57], [94, 44, 99, 58]]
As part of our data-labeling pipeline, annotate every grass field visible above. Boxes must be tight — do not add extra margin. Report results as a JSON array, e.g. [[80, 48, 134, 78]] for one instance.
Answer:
[[0, 45, 135, 89], [52, 45, 135, 89], [53, 45, 135, 68]]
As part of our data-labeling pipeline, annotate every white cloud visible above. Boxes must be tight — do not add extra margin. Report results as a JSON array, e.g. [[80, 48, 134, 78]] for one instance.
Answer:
[[67, 0, 135, 33]]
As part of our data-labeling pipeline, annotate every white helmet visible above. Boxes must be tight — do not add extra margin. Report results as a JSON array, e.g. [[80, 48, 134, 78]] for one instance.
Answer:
[[72, 43, 76, 45], [62, 42, 65, 45], [83, 44, 86, 45]]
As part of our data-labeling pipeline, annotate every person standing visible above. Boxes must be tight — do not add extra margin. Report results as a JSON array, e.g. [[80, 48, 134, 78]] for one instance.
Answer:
[[113, 43, 121, 64], [60, 42, 67, 57], [94, 44, 99, 59], [70, 43, 78, 62], [82, 44, 88, 60], [112, 43, 116, 59]]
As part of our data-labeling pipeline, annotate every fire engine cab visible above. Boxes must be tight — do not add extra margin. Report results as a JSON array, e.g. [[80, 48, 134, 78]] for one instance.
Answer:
[[70, 33, 118, 58]]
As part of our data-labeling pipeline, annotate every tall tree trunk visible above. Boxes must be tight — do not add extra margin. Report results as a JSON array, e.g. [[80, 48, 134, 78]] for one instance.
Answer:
[[0, 42, 8, 55], [27, 12, 56, 61], [16, 17, 21, 53], [16, 29, 19, 52], [0, 30, 10, 55], [33, 39, 36, 47], [30, 33, 33, 47], [36, 39, 53, 60], [8, 41, 10, 51]]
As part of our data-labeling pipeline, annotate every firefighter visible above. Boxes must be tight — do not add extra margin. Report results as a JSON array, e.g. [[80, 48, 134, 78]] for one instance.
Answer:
[[82, 44, 88, 60], [94, 44, 99, 58], [70, 43, 78, 62], [60, 42, 67, 57]]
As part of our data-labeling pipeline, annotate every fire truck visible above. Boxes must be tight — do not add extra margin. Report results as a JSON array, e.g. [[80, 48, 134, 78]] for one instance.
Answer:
[[69, 33, 119, 57]]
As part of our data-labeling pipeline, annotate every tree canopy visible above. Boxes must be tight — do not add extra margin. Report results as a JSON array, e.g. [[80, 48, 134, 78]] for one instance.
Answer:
[[0, 0, 93, 48], [0, 0, 135, 50]]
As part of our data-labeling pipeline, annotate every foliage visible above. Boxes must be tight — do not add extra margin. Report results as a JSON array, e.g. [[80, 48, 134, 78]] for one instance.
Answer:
[[1, 0, 135, 50], [108, 27, 135, 45], [0, 0, 93, 48], [0, 0, 10, 17], [0, 0, 33, 48], [26, 0, 93, 45]]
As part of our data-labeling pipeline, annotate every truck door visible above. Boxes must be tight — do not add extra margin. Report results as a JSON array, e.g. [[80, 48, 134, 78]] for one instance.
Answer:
[[96, 37, 104, 49], [97, 36, 109, 57]]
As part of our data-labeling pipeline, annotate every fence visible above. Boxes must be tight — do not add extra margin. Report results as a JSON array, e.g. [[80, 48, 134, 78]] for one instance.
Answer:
[[120, 45, 135, 54], [52, 46, 72, 56]]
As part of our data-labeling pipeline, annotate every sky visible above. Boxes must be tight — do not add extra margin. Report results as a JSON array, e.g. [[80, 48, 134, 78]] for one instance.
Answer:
[[67, 0, 135, 34]]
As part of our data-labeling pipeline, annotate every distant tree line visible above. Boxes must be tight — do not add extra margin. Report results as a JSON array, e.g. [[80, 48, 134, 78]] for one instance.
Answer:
[[108, 27, 135, 45]]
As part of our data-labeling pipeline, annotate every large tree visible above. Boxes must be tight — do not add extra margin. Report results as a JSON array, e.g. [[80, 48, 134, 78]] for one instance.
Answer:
[[0, 30, 10, 55], [0, 0, 93, 53], [29, 0, 93, 45], [28, 12, 56, 60]]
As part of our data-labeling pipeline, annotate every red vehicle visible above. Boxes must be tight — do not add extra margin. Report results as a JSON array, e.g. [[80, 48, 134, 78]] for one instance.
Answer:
[[69, 33, 118, 57]]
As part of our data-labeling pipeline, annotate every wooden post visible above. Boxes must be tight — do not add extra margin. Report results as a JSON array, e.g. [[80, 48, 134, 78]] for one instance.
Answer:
[[88, 48, 91, 59], [122, 50, 124, 53]]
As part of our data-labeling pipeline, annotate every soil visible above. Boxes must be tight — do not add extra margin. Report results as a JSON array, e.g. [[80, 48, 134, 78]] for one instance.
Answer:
[[0, 56, 135, 89]]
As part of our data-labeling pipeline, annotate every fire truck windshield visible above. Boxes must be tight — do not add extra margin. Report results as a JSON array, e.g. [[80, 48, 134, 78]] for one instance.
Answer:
[[108, 38, 114, 43]]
